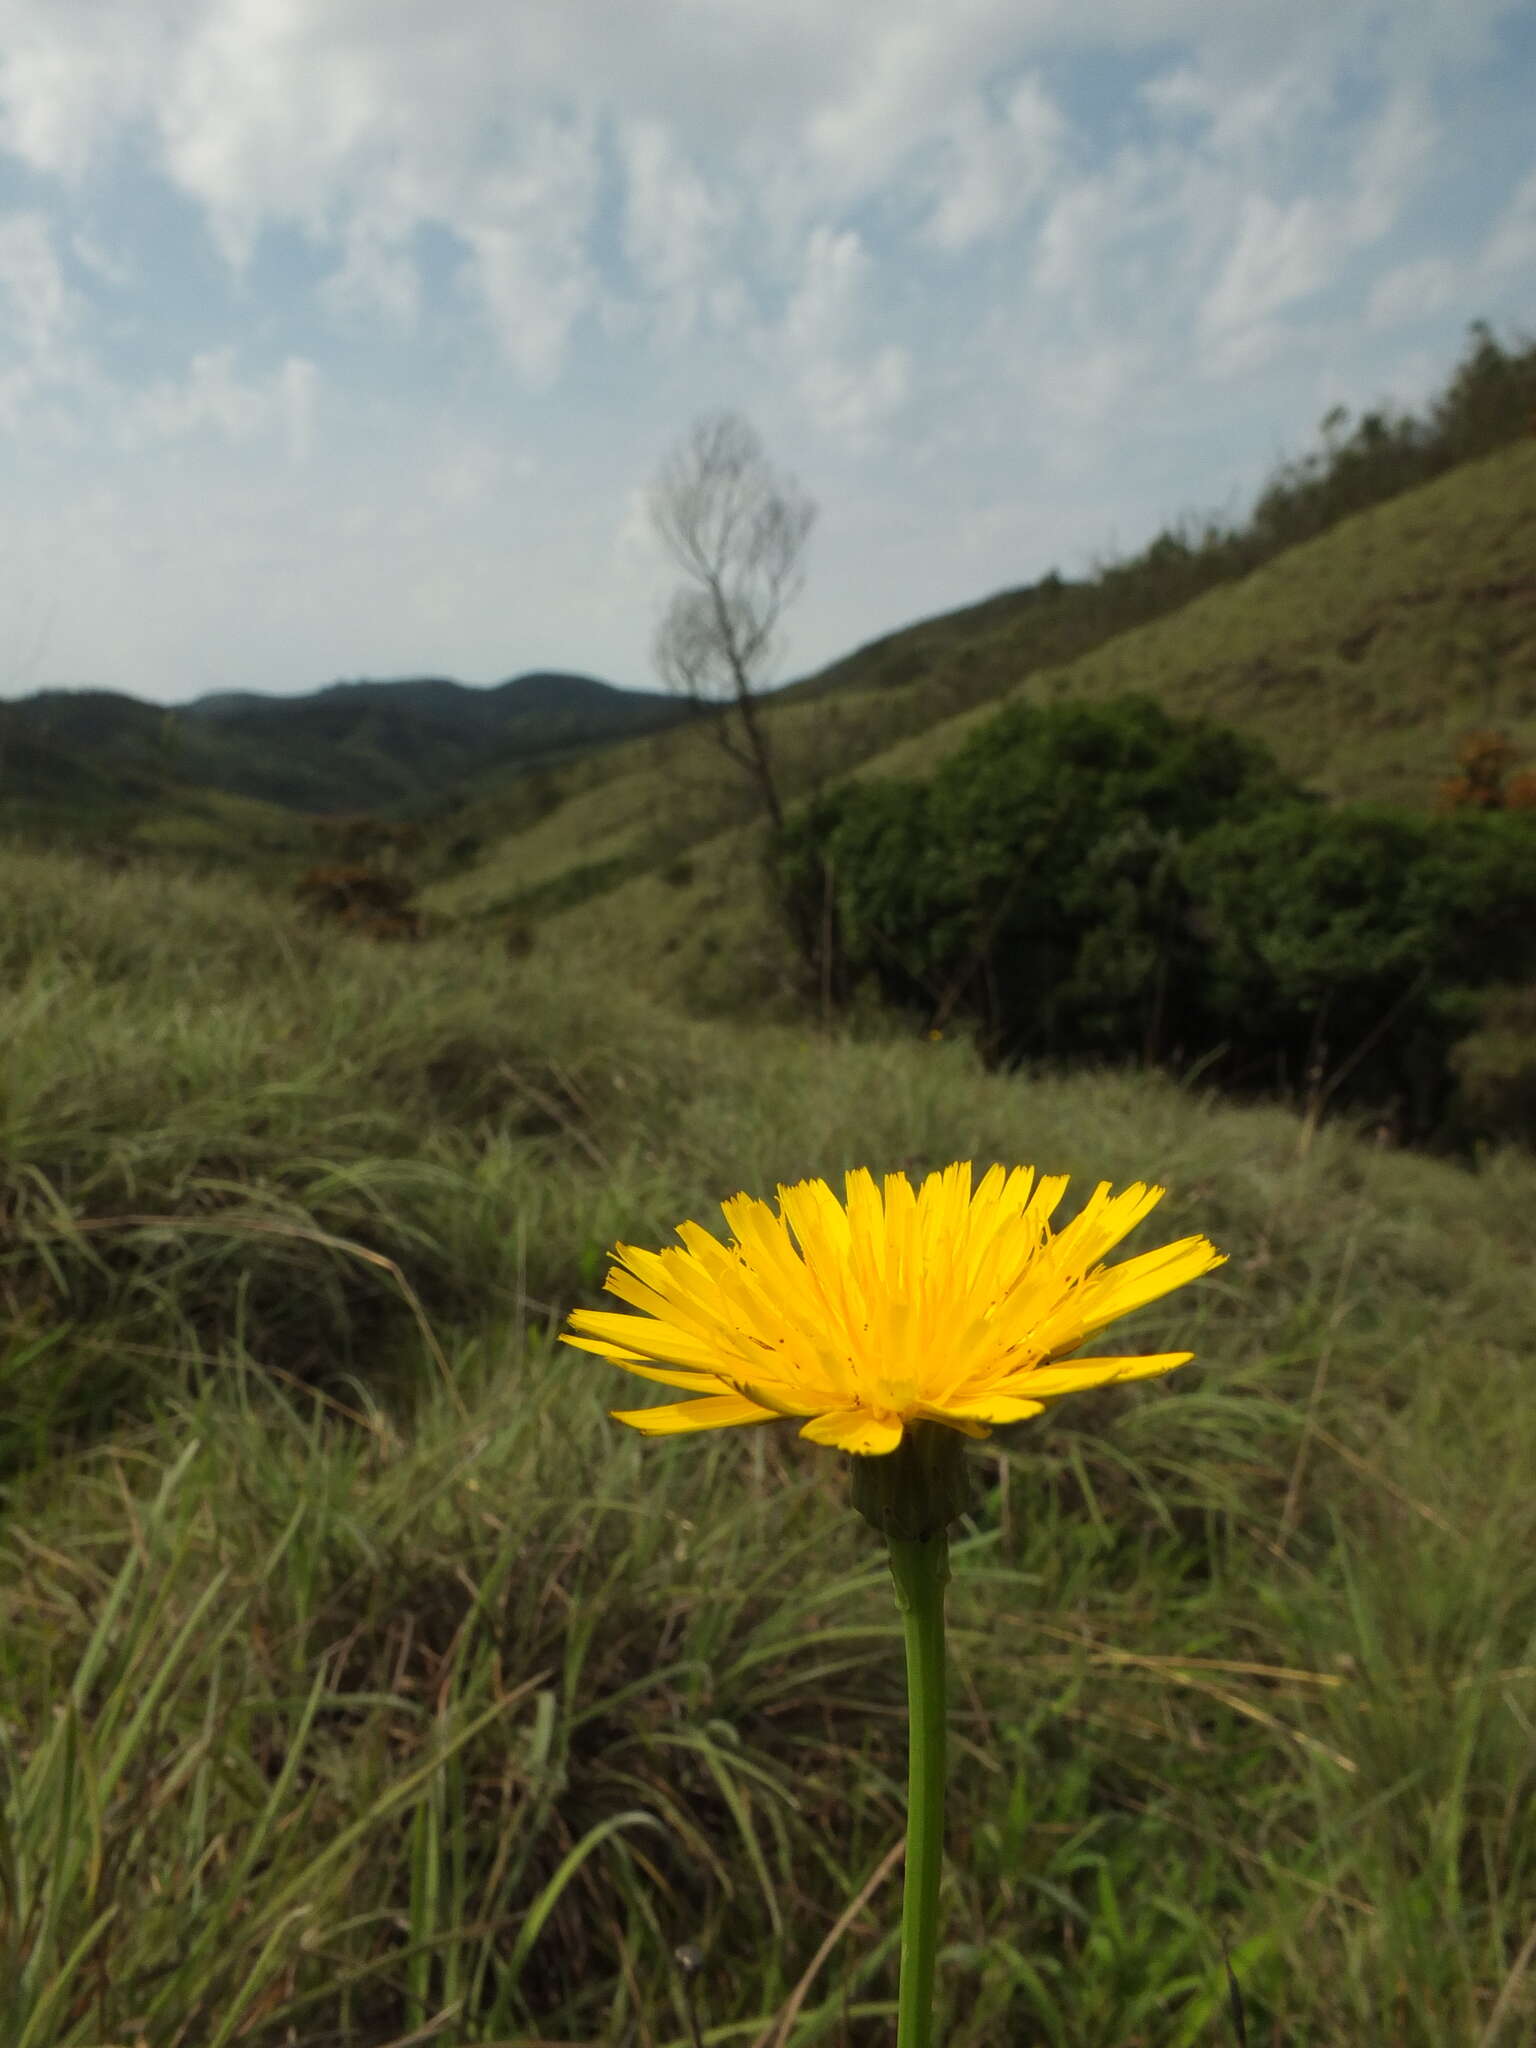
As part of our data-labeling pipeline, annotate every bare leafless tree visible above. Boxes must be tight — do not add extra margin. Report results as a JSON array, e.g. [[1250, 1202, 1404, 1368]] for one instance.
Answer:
[[650, 412, 815, 832]]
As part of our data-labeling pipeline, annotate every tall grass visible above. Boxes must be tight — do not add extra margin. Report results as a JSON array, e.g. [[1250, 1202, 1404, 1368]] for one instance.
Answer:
[[4, 845, 1536, 2043]]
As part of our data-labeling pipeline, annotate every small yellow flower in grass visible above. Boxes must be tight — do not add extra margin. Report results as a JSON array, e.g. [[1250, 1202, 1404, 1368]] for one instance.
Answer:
[[569, 1160, 1224, 2048], [563, 1161, 1225, 1456]]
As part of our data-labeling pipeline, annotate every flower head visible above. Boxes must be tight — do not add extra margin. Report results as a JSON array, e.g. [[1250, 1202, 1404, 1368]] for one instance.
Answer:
[[564, 1162, 1224, 1456]]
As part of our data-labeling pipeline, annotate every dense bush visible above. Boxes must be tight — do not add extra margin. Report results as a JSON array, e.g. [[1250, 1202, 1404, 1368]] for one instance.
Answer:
[[778, 694, 1536, 1143], [1189, 805, 1536, 1133], [1452, 984, 1536, 1146], [779, 695, 1300, 1056]]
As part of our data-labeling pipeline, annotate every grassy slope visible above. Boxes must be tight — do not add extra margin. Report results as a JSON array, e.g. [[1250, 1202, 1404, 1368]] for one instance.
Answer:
[[495, 440, 1536, 1011], [0, 773, 321, 875], [867, 438, 1536, 803], [5, 845, 1536, 2044]]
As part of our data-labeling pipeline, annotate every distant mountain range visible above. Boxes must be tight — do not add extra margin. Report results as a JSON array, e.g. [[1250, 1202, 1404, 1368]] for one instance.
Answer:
[[0, 671, 696, 817]]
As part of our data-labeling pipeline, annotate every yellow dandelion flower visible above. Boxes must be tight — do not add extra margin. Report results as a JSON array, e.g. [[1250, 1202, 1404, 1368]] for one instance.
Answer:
[[564, 1161, 1225, 1457]]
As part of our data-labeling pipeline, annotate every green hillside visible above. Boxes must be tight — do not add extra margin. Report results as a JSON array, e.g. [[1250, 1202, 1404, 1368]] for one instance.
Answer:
[[867, 438, 1536, 806], [0, 706, 317, 869], [177, 670, 697, 809], [785, 317, 1536, 719], [421, 322, 1536, 988], [0, 669, 695, 834], [424, 438, 1536, 1020]]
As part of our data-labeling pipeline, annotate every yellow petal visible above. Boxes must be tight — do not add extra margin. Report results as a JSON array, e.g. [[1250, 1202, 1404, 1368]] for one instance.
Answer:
[[925, 1393, 1046, 1425], [1007, 1351, 1194, 1399], [611, 1392, 782, 1436], [1077, 1236, 1227, 1331], [561, 1343, 726, 1393], [911, 1405, 992, 1439], [799, 1408, 905, 1455], [564, 1312, 733, 1373]]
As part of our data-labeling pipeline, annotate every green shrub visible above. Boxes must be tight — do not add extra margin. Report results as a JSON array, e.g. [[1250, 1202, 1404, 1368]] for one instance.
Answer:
[[778, 694, 1299, 1060], [778, 776, 932, 995], [1450, 985, 1536, 1147], [779, 697, 1536, 1143], [1188, 805, 1536, 1131]]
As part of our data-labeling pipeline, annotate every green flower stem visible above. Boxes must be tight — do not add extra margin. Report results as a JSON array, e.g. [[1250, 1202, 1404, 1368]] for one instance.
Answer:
[[887, 1532, 950, 2048]]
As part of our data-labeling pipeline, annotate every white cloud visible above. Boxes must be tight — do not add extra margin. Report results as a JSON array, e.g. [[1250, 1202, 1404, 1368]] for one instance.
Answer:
[[1032, 336, 1144, 435], [0, 0, 1529, 702], [280, 358, 318, 462], [322, 219, 421, 330], [1201, 192, 1334, 336], [427, 442, 503, 510], [0, 0, 1514, 396], [609, 480, 674, 652], [0, 0, 183, 182], [618, 120, 737, 337], [0, 211, 74, 353], [1029, 137, 1219, 325], [777, 223, 912, 445], [800, 18, 963, 196], [1197, 86, 1443, 366], [1347, 88, 1439, 242], [1141, 51, 1341, 169], [155, 0, 387, 260], [919, 75, 1067, 251], [1482, 164, 1536, 277], [781, 224, 868, 356], [126, 2, 606, 373], [454, 128, 601, 385], [0, 209, 98, 434], [796, 345, 912, 445], [1361, 162, 1536, 335], [118, 347, 318, 457], [1368, 254, 1459, 329], [71, 228, 136, 291]]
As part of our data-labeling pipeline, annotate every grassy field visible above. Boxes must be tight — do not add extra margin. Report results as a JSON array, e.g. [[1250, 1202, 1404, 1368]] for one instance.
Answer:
[[4, 843, 1536, 2046]]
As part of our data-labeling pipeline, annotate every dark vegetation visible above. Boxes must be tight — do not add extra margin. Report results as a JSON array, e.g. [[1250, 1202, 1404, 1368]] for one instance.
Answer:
[[0, 669, 695, 820], [778, 695, 1536, 1148]]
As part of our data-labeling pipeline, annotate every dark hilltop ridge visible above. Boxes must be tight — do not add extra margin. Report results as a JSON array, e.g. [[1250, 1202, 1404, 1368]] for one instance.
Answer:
[[0, 669, 695, 817]]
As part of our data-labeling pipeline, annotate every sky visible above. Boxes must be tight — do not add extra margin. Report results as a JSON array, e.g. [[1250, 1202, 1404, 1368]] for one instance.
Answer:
[[0, 0, 1533, 706]]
